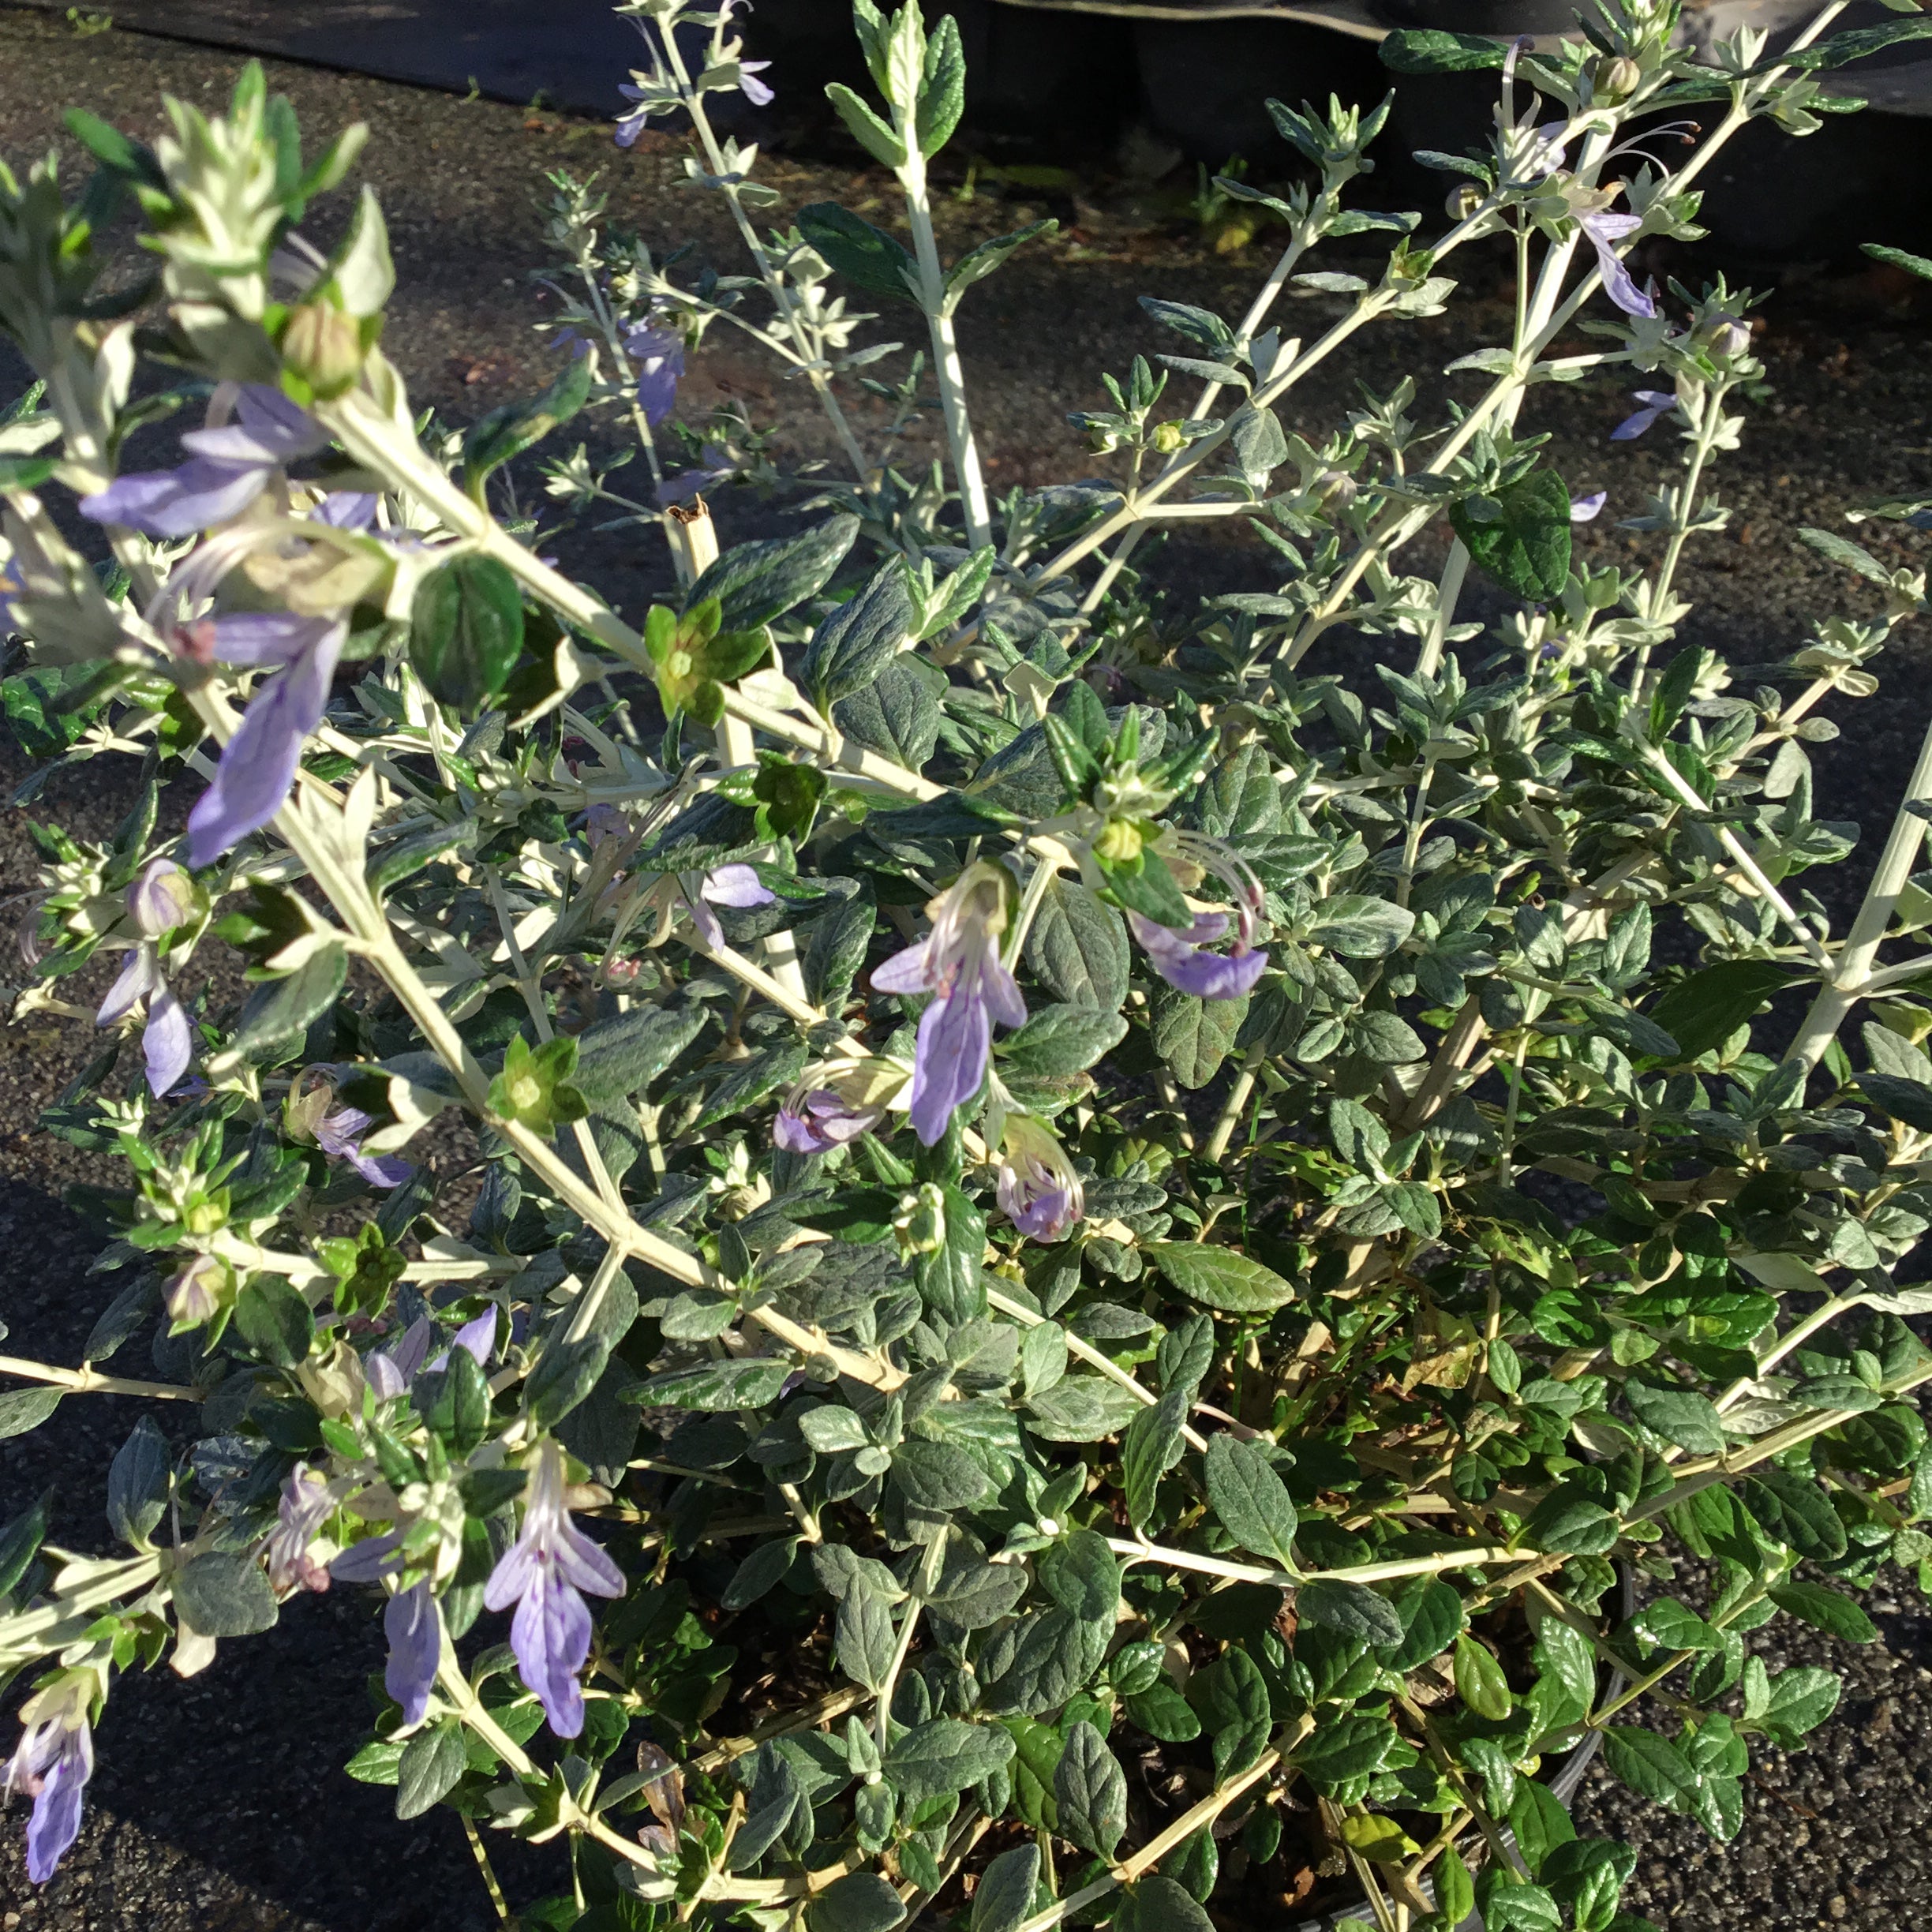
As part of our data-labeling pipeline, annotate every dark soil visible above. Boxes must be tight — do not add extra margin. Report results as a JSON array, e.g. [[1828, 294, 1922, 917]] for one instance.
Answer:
[[1, 7, 1930, 1926]]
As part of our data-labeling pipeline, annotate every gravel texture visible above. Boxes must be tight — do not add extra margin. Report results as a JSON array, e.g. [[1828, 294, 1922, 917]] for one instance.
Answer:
[[1, 8, 1931, 1926]]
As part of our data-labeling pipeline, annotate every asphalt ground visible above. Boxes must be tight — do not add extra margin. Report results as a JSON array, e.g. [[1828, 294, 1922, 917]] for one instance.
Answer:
[[1, 9, 1931, 1925]]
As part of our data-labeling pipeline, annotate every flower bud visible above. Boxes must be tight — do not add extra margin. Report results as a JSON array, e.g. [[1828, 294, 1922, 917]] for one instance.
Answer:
[[1094, 817, 1146, 865], [279, 301, 365, 401], [1594, 54, 1642, 102], [893, 1181, 947, 1259], [1087, 426, 1121, 455], [127, 859, 197, 941], [1151, 419, 1186, 455], [166, 1254, 228, 1328], [1704, 314, 1751, 358], [297, 1339, 367, 1420], [1445, 184, 1486, 223], [1316, 469, 1358, 512]]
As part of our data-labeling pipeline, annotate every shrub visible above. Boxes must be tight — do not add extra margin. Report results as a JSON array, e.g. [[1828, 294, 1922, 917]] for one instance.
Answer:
[[2, 0, 1930, 1925]]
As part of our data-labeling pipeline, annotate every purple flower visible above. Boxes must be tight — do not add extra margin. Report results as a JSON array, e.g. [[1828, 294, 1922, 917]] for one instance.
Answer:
[[657, 443, 736, 507], [330, 1530, 402, 1585], [614, 88, 654, 149], [774, 1087, 882, 1155], [164, 1254, 226, 1327], [313, 1103, 413, 1189], [1612, 389, 1677, 442], [996, 1117, 1084, 1242], [266, 1462, 337, 1593], [1576, 208, 1655, 320], [311, 490, 378, 530], [483, 1440, 625, 1738], [683, 863, 775, 951], [1570, 490, 1607, 522], [384, 1580, 440, 1728], [186, 612, 347, 865], [1127, 909, 1268, 999], [871, 863, 1025, 1146], [625, 323, 685, 427], [734, 60, 775, 107], [79, 386, 325, 538], [365, 1309, 496, 1401], [4, 1682, 93, 1885], [97, 859, 196, 1098]]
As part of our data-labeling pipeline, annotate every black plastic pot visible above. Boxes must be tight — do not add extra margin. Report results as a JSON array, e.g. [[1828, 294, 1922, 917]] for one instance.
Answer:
[[1289, 1563, 1637, 1932], [1367, 0, 1585, 34], [1133, 15, 1390, 165]]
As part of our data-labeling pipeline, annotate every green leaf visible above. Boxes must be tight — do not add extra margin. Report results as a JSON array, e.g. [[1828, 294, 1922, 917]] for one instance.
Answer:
[[418, 1344, 492, 1453], [972, 1844, 1041, 1932], [1379, 26, 1512, 70], [1523, 1485, 1619, 1556], [1116, 1874, 1216, 1932], [802, 560, 917, 711], [1768, 1581, 1877, 1644], [687, 516, 860, 631], [1296, 1578, 1403, 1647], [174, 1551, 279, 1636], [410, 555, 526, 713], [883, 1719, 1016, 1803], [0, 1387, 62, 1441], [1122, 1389, 1189, 1528], [1291, 1712, 1402, 1789], [825, 80, 907, 168], [915, 9, 966, 155], [1434, 1844, 1476, 1926], [572, 1004, 710, 1110], [234, 1275, 316, 1368], [1739, 1468, 1848, 1559], [1125, 1678, 1201, 1742], [0, 1490, 51, 1599], [343, 1737, 404, 1786], [234, 942, 346, 1055], [1024, 1376, 1145, 1441], [1623, 1380, 1727, 1455], [2, 661, 114, 758], [462, 353, 590, 490], [1307, 895, 1416, 959], [1865, 242, 1932, 284], [1151, 983, 1248, 1089], [1646, 960, 1792, 1061], [1037, 1529, 1121, 1622], [395, 1720, 467, 1819], [1027, 877, 1130, 1011], [1450, 469, 1573, 601], [945, 219, 1058, 312], [1780, 15, 1932, 68], [1507, 1779, 1576, 1878], [367, 818, 481, 897], [893, 1438, 991, 1511], [811, 1874, 908, 1932], [797, 202, 919, 302], [1193, 1643, 1271, 1778], [1145, 1241, 1296, 1314], [1380, 1578, 1464, 1672], [1455, 1634, 1515, 1720], [106, 1417, 170, 1551], [837, 1582, 898, 1690], [999, 1004, 1127, 1077], [1204, 1433, 1298, 1571], [1601, 1727, 1696, 1807], [635, 1358, 790, 1411], [1747, 1663, 1841, 1747], [1054, 1720, 1127, 1859]]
